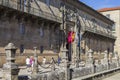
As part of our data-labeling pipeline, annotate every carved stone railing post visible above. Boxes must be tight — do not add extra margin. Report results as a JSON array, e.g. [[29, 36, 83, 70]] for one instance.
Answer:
[[103, 50, 109, 70], [51, 58, 55, 71], [113, 52, 119, 67], [94, 60, 99, 72], [3, 43, 19, 80], [33, 47, 38, 75], [86, 49, 94, 73]]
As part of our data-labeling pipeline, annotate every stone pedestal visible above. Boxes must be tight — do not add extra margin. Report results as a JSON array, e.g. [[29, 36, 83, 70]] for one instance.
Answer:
[[61, 48, 69, 80], [3, 43, 19, 80]]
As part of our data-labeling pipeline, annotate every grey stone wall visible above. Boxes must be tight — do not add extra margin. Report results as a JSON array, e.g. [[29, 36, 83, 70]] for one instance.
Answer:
[[0, 16, 61, 54]]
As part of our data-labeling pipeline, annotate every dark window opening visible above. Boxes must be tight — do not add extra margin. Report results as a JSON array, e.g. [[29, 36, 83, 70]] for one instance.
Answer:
[[20, 44, 24, 54], [40, 46, 44, 54]]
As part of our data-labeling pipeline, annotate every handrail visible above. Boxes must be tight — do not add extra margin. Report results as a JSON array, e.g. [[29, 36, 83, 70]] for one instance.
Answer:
[[0, 0, 62, 23]]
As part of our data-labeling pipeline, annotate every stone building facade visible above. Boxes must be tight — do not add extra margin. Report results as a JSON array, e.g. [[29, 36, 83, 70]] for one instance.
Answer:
[[61, 0, 115, 60], [0, 0, 116, 65], [98, 7, 120, 56], [0, 0, 62, 66], [0, 0, 62, 54]]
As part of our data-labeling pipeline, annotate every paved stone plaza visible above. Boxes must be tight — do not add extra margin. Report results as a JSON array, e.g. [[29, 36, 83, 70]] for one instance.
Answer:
[[102, 72, 120, 80]]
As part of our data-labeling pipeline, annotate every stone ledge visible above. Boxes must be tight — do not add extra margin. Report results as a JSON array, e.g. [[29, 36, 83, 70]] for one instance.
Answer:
[[72, 67, 120, 80]]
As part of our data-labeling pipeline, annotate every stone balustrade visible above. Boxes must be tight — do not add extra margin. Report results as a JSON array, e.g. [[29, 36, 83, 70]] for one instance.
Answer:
[[28, 49, 120, 80]]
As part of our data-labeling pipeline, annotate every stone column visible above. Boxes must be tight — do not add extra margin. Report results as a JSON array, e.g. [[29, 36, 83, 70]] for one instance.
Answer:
[[72, 12, 77, 65], [61, 48, 68, 80], [3, 43, 19, 80]]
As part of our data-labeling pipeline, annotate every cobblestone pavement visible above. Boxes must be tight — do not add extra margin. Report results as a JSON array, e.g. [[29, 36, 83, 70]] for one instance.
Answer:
[[102, 72, 120, 80]]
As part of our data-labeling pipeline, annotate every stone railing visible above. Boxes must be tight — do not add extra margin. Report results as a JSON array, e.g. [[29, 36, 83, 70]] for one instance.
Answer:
[[1, 43, 120, 80], [28, 49, 120, 80], [0, 0, 62, 23], [71, 50, 120, 80]]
